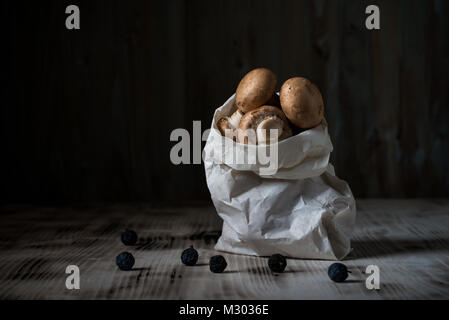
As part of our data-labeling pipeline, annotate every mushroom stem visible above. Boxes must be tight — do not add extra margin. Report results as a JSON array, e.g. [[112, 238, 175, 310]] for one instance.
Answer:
[[228, 110, 243, 128], [256, 116, 283, 145], [217, 110, 244, 141], [238, 105, 292, 145]]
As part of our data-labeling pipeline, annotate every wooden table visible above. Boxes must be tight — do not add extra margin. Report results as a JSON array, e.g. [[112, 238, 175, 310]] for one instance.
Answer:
[[0, 199, 448, 300]]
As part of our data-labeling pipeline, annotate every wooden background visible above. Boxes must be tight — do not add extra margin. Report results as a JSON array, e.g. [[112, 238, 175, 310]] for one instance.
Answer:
[[1, 200, 448, 299], [1, 0, 449, 204]]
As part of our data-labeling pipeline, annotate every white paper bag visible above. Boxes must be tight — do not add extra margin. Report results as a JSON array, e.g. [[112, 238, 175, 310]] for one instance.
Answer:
[[203, 94, 356, 260]]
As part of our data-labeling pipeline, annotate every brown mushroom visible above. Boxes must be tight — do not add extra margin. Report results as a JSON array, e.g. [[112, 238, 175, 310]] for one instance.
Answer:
[[217, 109, 244, 141], [280, 77, 324, 129], [237, 106, 292, 145], [235, 68, 277, 113]]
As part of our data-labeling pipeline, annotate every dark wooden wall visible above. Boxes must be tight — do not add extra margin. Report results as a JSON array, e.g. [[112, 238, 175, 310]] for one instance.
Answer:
[[1, 0, 448, 204]]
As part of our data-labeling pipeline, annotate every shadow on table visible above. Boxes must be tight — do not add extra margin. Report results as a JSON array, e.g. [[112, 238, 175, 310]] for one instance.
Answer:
[[339, 279, 364, 284], [130, 267, 151, 271], [223, 270, 239, 274], [282, 269, 302, 274], [348, 238, 449, 259]]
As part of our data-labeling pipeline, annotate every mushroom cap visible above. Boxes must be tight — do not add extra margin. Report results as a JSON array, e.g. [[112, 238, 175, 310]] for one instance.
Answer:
[[280, 77, 324, 129], [236, 68, 277, 113], [237, 105, 292, 144]]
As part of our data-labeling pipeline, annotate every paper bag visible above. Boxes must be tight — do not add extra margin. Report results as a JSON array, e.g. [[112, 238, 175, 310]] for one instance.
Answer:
[[203, 94, 356, 260]]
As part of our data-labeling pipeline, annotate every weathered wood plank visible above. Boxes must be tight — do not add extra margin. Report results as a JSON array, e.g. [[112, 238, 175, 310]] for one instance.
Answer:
[[0, 200, 448, 299]]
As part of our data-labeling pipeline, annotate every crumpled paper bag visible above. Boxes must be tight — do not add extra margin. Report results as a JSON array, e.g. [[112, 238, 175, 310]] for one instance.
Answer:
[[203, 94, 356, 260]]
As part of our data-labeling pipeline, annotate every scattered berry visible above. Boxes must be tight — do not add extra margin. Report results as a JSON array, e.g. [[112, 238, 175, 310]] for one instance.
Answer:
[[181, 246, 199, 266], [328, 263, 348, 282], [116, 252, 135, 271], [209, 255, 227, 273], [268, 254, 287, 273], [121, 229, 138, 245]]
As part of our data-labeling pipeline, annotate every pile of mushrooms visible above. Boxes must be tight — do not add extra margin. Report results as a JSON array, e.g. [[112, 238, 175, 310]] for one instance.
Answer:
[[217, 68, 324, 145]]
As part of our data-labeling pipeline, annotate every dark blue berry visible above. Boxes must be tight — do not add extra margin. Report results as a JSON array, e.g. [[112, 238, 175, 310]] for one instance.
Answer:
[[268, 254, 287, 273], [121, 229, 138, 245], [181, 246, 199, 266], [328, 263, 348, 282], [116, 252, 135, 271], [209, 255, 227, 273]]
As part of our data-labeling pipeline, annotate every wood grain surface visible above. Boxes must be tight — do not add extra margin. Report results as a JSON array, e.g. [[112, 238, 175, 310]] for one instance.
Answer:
[[2, 0, 449, 204], [0, 199, 448, 300]]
